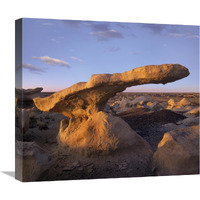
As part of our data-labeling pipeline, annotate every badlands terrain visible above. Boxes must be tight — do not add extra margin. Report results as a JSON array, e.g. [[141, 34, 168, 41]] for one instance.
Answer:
[[15, 64, 199, 181]]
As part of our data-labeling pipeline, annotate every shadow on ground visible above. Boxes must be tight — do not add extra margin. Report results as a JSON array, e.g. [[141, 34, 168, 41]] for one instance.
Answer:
[[2, 171, 15, 178]]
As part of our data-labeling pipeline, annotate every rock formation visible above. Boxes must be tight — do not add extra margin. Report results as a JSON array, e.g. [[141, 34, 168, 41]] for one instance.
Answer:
[[153, 125, 199, 175], [176, 98, 192, 108], [146, 101, 164, 111], [15, 141, 53, 181], [58, 111, 152, 155], [16, 87, 43, 107], [185, 107, 200, 117], [131, 96, 149, 106], [33, 64, 189, 153], [167, 98, 176, 109]]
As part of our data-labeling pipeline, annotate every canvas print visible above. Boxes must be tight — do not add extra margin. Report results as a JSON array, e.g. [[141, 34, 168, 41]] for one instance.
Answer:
[[15, 18, 199, 182]]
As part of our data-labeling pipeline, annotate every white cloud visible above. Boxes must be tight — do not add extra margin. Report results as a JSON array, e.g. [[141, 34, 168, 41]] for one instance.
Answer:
[[70, 56, 83, 63], [16, 64, 45, 74], [90, 29, 123, 41], [89, 23, 123, 41], [32, 56, 70, 68]]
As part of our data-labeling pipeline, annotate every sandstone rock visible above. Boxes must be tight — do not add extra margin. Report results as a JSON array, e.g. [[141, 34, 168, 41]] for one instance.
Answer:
[[15, 141, 53, 181], [171, 107, 193, 113], [131, 96, 149, 106], [34, 64, 189, 152], [181, 117, 199, 127], [153, 125, 199, 175], [34, 64, 189, 116], [115, 98, 132, 113], [185, 107, 200, 117], [113, 97, 145, 114], [167, 98, 176, 109], [161, 123, 181, 132], [16, 87, 43, 103], [176, 98, 192, 108], [58, 111, 153, 155], [146, 101, 164, 111], [160, 102, 168, 109], [103, 104, 113, 114]]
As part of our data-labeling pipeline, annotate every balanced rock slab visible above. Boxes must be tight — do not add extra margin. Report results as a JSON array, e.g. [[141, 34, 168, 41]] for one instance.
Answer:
[[34, 64, 189, 153]]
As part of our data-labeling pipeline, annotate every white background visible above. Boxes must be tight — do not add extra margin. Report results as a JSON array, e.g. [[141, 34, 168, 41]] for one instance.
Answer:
[[0, 0, 199, 199]]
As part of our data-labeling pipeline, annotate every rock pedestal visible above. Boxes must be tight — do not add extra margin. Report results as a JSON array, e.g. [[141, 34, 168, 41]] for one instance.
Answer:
[[33, 64, 189, 154]]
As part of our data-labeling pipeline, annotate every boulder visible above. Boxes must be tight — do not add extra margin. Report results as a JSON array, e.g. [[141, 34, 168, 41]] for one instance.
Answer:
[[160, 101, 168, 109], [116, 98, 132, 113], [131, 96, 149, 106], [153, 125, 199, 175], [33, 64, 189, 152], [185, 107, 200, 117], [146, 101, 164, 111], [167, 98, 176, 109], [176, 98, 192, 108], [181, 117, 199, 127], [103, 104, 113, 114], [161, 123, 181, 132], [15, 141, 53, 182], [58, 111, 153, 155]]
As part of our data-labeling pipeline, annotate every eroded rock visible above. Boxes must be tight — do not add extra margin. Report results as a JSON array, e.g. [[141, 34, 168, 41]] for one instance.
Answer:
[[58, 111, 153, 155], [33, 64, 189, 153], [153, 125, 199, 175], [15, 141, 53, 182], [146, 101, 164, 111], [16, 87, 43, 108], [176, 98, 192, 108], [167, 98, 176, 109]]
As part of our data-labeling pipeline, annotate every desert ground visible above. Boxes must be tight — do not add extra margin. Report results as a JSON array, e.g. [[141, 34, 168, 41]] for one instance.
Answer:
[[15, 91, 199, 181]]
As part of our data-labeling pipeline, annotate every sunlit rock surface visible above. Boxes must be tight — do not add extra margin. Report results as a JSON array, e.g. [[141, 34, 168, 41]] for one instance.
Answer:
[[153, 125, 199, 175], [58, 111, 153, 155], [34, 64, 189, 153]]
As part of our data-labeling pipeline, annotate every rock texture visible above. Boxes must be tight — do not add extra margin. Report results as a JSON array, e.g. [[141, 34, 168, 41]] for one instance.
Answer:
[[58, 111, 153, 156], [176, 98, 192, 108], [16, 87, 43, 103], [34, 64, 189, 152], [15, 141, 53, 182], [153, 125, 199, 176]]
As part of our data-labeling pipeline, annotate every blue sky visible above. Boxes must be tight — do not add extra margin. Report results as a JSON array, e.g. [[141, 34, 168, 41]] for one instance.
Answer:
[[16, 18, 199, 92]]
